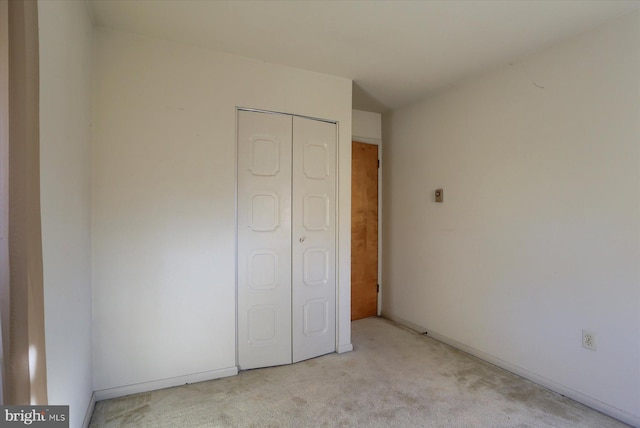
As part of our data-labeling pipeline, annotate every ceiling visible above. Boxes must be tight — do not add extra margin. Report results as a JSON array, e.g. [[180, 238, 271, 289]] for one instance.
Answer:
[[90, 0, 640, 113]]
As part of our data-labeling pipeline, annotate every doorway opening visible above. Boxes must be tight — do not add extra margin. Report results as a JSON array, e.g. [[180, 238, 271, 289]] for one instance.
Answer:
[[351, 141, 379, 321]]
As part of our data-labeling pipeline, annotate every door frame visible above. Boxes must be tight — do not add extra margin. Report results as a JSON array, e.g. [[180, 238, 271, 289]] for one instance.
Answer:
[[235, 107, 341, 368], [351, 136, 382, 316]]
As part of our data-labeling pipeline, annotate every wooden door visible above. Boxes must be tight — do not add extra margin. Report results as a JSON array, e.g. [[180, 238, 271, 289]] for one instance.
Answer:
[[351, 141, 378, 320]]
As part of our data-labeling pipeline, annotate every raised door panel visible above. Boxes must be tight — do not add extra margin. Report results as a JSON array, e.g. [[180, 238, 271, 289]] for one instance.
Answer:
[[237, 111, 292, 369], [292, 116, 337, 363]]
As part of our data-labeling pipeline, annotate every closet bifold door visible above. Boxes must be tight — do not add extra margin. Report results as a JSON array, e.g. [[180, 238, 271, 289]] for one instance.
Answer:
[[292, 116, 337, 363], [237, 111, 293, 370]]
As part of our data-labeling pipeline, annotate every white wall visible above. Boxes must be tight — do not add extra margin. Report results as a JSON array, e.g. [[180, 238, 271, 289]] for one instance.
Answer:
[[352, 109, 382, 142], [39, 1, 94, 426], [382, 11, 640, 425], [92, 28, 352, 395]]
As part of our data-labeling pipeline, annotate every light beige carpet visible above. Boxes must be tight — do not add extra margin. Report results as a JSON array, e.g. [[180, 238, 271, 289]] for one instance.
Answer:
[[89, 317, 628, 427]]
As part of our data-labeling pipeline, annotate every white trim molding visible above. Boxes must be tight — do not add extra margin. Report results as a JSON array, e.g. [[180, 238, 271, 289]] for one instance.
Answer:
[[82, 392, 96, 428], [94, 367, 238, 401], [351, 135, 381, 146], [382, 312, 640, 428], [338, 343, 354, 353]]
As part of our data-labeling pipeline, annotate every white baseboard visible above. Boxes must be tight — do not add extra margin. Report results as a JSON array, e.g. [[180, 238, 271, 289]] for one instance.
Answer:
[[337, 343, 353, 353], [94, 367, 238, 401], [381, 313, 426, 334], [82, 392, 96, 428], [381, 312, 640, 428]]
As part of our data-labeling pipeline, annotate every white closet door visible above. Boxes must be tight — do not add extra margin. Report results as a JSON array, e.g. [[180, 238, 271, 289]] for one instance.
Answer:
[[292, 116, 337, 363], [237, 111, 292, 369]]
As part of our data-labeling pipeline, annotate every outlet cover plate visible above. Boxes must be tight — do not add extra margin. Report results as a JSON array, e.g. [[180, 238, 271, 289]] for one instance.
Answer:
[[582, 330, 596, 351], [435, 189, 443, 203]]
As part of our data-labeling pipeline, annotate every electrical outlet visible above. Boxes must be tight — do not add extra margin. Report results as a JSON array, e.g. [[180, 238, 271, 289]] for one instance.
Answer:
[[582, 330, 596, 351]]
